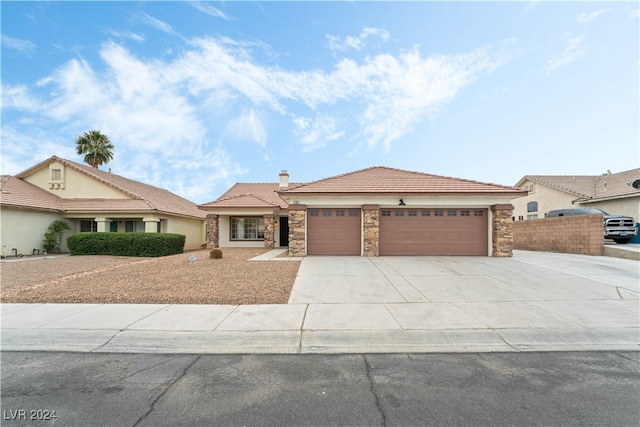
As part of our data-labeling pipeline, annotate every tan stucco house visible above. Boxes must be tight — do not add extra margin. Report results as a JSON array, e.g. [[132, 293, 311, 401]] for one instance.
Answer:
[[512, 168, 640, 222], [0, 156, 207, 255], [199, 166, 526, 257]]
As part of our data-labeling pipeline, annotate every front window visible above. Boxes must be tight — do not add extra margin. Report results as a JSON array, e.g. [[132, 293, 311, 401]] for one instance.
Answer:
[[231, 217, 265, 240], [527, 201, 538, 213], [125, 221, 145, 232], [80, 220, 97, 232]]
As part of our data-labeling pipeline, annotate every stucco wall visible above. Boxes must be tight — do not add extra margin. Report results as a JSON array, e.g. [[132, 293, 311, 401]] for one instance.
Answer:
[[579, 198, 639, 222], [512, 213, 604, 256], [24, 162, 129, 199], [512, 180, 577, 220], [1, 208, 71, 255], [165, 216, 206, 251]]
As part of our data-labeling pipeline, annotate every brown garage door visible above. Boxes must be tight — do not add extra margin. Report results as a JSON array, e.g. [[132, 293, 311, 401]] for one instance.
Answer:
[[307, 208, 361, 255], [380, 208, 488, 255]]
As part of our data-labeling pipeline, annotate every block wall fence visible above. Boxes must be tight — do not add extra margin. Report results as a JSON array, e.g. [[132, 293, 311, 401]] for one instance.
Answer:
[[512, 213, 604, 256]]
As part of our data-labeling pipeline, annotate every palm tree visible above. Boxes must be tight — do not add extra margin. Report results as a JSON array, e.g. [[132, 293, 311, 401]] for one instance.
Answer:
[[75, 130, 114, 168]]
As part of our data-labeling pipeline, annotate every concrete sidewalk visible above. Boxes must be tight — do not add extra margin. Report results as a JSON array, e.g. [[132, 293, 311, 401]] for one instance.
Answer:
[[1, 251, 639, 354]]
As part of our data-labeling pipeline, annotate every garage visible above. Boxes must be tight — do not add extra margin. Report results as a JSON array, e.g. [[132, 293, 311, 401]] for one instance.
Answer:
[[379, 208, 488, 255], [307, 208, 361, 255]]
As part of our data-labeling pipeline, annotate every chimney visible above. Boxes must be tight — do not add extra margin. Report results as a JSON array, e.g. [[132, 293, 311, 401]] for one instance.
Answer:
[[279, 170, 289, 188]]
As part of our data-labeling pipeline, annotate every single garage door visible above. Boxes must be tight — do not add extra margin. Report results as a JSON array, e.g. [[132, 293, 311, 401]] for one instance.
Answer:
[[380, 208, 488, 255], [307, 208, 361, 255]]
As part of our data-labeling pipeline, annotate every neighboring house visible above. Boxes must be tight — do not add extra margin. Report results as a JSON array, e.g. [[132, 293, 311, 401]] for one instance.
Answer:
[[0, 156, 207, 255], [512, 168, 640, 222], [199, 167, 526, 257]]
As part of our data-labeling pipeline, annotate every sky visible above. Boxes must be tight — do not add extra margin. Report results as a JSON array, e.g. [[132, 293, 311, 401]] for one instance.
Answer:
[[2, 1, 638, 204]]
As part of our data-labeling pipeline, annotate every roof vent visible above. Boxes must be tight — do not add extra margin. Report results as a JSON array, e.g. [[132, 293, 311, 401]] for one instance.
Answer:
[[279, 170, 289, 188], [632, 179, 640, 190]]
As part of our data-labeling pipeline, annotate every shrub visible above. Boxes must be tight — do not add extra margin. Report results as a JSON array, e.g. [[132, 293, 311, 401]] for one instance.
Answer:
[[209, 248, 223, 259], [43, 220, 71, 253], [67, 233, 185, 257]]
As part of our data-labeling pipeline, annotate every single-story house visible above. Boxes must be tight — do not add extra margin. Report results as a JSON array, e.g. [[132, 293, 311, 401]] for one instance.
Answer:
[[0, 156, 207, 255], [199, 166, 526, 257], [512, 168, 640, 222]]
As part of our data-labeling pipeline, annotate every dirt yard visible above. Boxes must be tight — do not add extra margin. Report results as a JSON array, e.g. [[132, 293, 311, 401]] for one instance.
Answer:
[[0, 248, 300, 305]]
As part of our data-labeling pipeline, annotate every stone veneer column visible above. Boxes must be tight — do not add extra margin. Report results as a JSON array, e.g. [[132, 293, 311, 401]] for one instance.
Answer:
[[287, 204, 306, 257], [362, 204, 380, 257], [206, 214, 219, 249], [491, 204, 514, 257], [263, 214, 275, 249]]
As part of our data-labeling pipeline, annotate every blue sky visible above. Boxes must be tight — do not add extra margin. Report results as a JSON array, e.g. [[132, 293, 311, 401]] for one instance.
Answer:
[[2, 1, 638, 204]]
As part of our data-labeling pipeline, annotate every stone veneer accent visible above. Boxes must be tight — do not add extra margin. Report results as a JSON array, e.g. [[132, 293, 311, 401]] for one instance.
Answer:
[[206, 214, 219, 249], [362, 205, 380, 257], [287, 204, 306, 257], [491, 204, 514, 257], [263, 214, 275, 249]]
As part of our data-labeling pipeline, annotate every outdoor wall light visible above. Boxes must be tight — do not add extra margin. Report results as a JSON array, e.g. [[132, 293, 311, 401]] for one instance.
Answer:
[[399, 199, 406, 206]]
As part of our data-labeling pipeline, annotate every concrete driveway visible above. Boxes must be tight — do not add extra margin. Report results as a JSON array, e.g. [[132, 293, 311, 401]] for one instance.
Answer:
[[285, 250, 639, 352], [289, 250, 640, 304]]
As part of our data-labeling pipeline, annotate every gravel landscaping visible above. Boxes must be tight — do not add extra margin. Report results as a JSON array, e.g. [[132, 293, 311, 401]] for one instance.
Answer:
[[1, 248, 301, 305]]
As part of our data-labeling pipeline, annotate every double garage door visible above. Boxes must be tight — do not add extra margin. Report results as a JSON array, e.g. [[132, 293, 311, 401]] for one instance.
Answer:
[[307, 208, 488, 256], [379, 208, 488, 255]]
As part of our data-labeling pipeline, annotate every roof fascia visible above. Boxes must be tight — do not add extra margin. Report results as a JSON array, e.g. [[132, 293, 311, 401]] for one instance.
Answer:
[[576, 193, 640, 204], [278, 190, 527, 197], [1, 203, 62, 213]]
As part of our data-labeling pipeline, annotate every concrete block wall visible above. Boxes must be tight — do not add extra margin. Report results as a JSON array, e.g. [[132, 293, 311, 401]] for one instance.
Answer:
[[512, 213, 604, 256]]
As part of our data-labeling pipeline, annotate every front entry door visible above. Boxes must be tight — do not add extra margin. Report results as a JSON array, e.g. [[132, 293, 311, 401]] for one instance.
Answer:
[[279, 217, 289, 247]]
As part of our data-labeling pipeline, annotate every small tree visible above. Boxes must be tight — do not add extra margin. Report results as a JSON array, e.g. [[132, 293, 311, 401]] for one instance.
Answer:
[[43, 220, 71, 254]]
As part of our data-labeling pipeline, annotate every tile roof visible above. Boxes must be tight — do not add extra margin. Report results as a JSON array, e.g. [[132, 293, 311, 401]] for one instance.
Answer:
[[0, 175, 62, 211], [520, 168, 640, 201], [11, 156, 206, 219], [199, 183, 289, 209], [278, 166, 526, 195]]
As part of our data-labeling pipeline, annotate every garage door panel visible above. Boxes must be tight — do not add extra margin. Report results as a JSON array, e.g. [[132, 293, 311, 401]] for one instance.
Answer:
[[307, 209, 361, 255], [380, 209, 487, 256]]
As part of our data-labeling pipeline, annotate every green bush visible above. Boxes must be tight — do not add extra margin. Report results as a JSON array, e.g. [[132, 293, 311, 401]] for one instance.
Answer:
[[209, 248, 223, 259], [67, 233, 185, 257]]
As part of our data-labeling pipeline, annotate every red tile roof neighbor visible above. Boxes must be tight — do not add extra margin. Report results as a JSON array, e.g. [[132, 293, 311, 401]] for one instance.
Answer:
[[520, 168, 640, 201], [279, 166, 525, 195], [199, 183, 289, 209], [10, 156, 205, 218], [0, 175, 62, 211]]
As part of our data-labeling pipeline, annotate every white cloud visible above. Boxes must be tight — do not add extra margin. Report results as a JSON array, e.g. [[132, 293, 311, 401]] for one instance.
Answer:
[[4, 35, 502, 200], [139, 12, 177, 35], [225, 109, 267, 147], [576, 10, 605, 23], [106, 29, 145, 42], [190, 2, 231, 20], [545, 34, 584, 74], [327, 27, 390, 52], [0, 83, 41, 111], [1, 35, 36, 53], [293, 114, 345, 152]]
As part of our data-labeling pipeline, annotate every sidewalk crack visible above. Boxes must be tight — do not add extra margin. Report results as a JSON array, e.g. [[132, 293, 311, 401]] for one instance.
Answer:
[[298, 304, 309, 353], [133, 355, 201, 427]]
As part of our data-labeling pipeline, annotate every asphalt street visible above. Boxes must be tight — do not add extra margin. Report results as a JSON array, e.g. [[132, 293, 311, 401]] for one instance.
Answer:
[[1, 351, 639, 427]]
